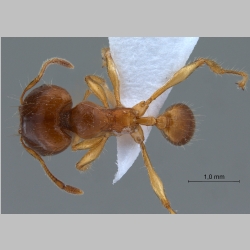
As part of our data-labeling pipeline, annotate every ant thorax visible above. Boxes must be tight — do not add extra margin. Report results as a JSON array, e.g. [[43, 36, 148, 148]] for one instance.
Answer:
[[64, 101, 138, 138]]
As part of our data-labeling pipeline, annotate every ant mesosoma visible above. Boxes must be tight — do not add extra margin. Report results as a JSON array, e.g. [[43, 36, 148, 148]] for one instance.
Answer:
[[19, 48, 248, 213]]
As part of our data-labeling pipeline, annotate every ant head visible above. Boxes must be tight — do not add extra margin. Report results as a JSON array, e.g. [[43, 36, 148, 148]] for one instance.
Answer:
[[19, 84, 73, 156], [19, 58, 75, 156], [157, 103, 195, 146]]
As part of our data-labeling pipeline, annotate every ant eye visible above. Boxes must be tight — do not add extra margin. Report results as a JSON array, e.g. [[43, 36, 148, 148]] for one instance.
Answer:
[[157, 103, 195, 146]]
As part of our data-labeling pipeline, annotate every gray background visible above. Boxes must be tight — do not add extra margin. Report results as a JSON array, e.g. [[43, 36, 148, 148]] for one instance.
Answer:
[[2, 37, 250, 214]]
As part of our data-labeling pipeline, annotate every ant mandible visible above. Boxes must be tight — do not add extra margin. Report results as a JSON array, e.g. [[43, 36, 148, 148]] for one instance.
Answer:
[[19, 48, 248, 214]]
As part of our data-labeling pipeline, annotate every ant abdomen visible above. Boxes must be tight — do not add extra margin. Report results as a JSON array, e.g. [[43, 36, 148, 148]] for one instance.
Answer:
[[156, 103, 195, 146], [19, 84, 73, 156]]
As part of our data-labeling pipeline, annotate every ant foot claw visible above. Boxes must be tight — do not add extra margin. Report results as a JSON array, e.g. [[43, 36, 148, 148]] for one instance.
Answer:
[[236, 81, 246, 90]]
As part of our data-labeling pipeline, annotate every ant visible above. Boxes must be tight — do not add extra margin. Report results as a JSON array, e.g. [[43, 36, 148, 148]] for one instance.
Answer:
[[19, 48, 248, 214]]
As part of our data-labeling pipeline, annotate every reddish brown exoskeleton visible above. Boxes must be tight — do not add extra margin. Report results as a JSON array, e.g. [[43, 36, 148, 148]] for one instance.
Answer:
[[19, 48, 248, 214]]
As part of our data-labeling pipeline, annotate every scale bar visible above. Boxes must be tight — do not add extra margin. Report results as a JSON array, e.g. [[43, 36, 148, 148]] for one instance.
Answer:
[[188, 180, 240, 183]]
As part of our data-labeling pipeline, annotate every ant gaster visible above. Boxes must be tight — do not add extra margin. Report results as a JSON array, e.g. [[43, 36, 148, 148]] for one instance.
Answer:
[[19, 48, 248, 214]]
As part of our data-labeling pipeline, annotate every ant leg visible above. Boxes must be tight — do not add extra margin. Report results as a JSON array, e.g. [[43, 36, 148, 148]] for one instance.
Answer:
[[133, 58, 248, 116], [73, 134, 110, 171], [83, 85, 115, 106], [96, 78, 117, 107], [85, 75, 116, 107], [71, 135, 104, 152], [130, 126, 176, 214], [102, 48, 122, 107], [20, 137, 83, 195], [83, 89, 92, 101], [85, 75, 116, 108], [71, 135, 104, 170], [140, 142, 176, 214], [20, 58, 74, 105], [71, 134, 82, 149]]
